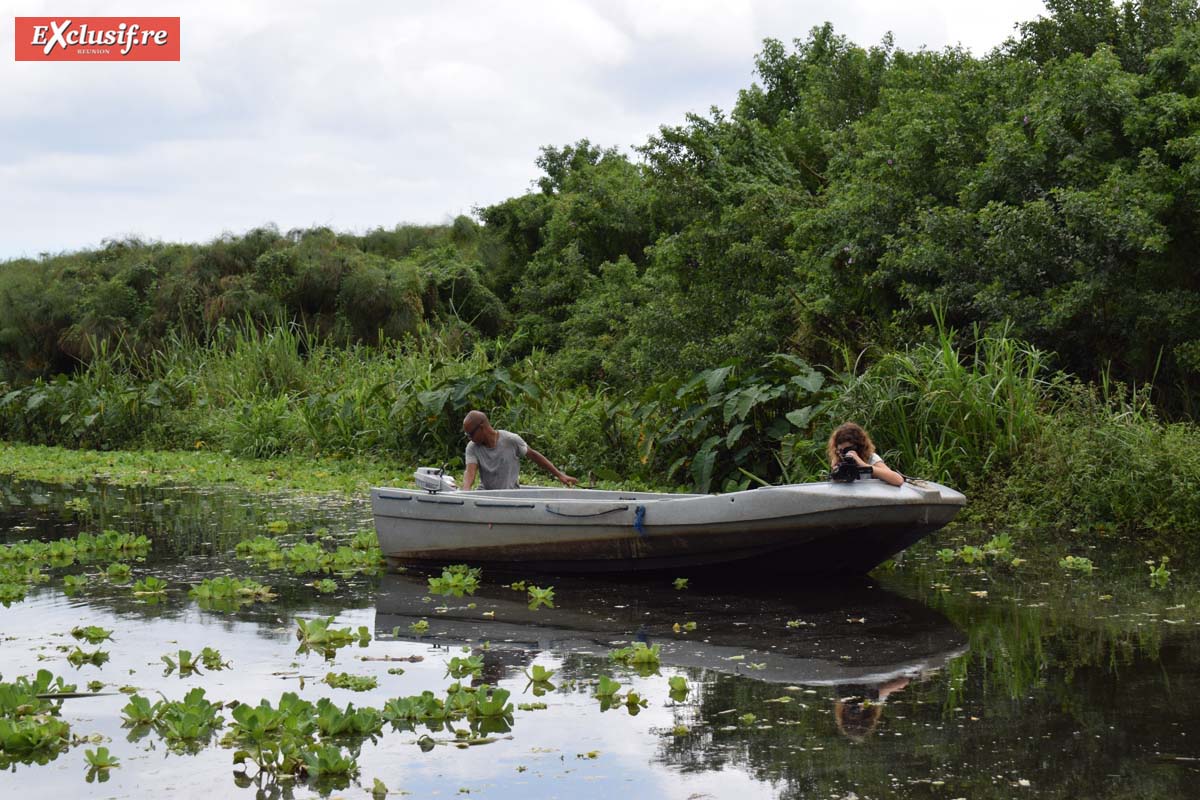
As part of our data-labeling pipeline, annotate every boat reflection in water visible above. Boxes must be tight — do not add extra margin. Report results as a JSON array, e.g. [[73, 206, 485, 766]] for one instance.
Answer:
[[374, 572, 967, 713]]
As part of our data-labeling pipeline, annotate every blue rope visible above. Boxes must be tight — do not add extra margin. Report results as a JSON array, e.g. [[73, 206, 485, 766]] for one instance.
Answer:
[[633, 505, 646, 537]]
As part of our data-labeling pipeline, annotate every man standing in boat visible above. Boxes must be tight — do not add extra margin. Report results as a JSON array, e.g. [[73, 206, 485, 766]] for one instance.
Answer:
[[461, 410, 578, 490]]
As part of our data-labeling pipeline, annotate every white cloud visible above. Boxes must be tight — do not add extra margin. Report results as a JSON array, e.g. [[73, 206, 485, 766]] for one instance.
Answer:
[[0, 0, 1048, 258]]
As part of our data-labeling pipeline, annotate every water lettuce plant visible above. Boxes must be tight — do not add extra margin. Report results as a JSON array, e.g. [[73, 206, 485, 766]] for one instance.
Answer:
[[609, 642, 662, 671], [70, 625, 112, 644], [1059, 555, 1096, 574], [323, 673, 378, 691], [67, 647, 109, 667], [0, 583, 27, 605], [61, 574, 88, 594], [0, 716, 71, 767], [201, 647, 230, 670], [121, 688, 225, 751], [162, 649, 203, 676], [105, 563, 132, 583], [526, 585, 555, 610], [427, 564, 481, 597], [132, 576, 168, 600], [294, 617, 369, 659], [83, 745, 119, 783], [235, 536, 283, 562], [446, 654, 484, 680], [523, 664, 556, 695], [0, 671, 78, 767], [84, 745, 120, 768], [189, 576, 277, 611], [1148, 556, 1171, 588]]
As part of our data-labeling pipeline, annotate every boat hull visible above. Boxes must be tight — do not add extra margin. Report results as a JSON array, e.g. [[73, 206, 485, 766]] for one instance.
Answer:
[[371, 479, 965, 575]]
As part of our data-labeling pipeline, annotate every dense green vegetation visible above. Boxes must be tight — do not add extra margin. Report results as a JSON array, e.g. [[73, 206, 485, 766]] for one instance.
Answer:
[[4, 0, 1200, 532]]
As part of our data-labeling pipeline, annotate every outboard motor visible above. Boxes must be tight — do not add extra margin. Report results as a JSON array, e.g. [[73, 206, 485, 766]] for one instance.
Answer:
[[414, 467, 457, 493]]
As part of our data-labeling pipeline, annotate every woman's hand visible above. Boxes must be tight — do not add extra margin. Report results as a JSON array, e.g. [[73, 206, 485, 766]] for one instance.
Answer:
[[843, 449, 867, 467]]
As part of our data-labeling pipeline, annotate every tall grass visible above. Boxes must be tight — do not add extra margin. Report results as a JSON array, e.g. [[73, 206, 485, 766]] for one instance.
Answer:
[[0, 319, 637, 478], [6, 316, 1200, 534], [824, 320, 1060, 487]]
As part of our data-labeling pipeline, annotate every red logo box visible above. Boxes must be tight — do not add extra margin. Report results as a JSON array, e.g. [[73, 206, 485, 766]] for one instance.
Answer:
[[15, 17, 180, 61]]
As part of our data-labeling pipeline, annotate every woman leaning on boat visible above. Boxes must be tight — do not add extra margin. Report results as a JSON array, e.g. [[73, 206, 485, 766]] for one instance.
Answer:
[[827, 422, 905, 487], [461, 410, 578, 491]]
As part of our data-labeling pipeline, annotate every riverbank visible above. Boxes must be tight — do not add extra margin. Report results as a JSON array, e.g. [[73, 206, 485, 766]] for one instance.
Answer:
[[0, 441, 410, 496], [3, 323, 1200, 536]]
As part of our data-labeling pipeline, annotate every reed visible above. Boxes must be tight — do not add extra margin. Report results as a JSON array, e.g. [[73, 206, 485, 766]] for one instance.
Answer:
[[824, 316, 1059, 488]]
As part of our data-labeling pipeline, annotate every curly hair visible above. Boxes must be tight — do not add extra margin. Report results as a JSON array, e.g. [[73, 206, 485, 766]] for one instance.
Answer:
[[826, 422, 876, 466]]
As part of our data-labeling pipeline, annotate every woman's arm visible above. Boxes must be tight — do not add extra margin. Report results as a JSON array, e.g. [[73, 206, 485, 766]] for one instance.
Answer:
[[845, 451, 905, 487], [869, 459, 904, 487]]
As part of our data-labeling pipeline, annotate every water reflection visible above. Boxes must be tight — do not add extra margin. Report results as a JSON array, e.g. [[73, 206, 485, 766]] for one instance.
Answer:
[[376, 572, 967, 689]]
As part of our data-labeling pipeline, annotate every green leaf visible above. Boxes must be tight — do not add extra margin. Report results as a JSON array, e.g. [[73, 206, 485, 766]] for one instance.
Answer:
[[704, 366, 733, 395], [725, 423, 748, 449], [784, 406, 816, 428], [790, 370, 824, 393]]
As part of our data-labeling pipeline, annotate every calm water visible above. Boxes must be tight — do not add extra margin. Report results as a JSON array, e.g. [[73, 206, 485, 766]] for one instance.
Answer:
[[1, 476, 1199, 799]]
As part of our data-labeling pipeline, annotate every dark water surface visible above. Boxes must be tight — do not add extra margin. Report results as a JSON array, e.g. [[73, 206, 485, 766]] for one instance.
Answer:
[[1, 476, 1199, 799]]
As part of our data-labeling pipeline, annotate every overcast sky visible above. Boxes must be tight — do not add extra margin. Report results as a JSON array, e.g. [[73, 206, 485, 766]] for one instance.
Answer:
[[0, 0, 1048, 260]]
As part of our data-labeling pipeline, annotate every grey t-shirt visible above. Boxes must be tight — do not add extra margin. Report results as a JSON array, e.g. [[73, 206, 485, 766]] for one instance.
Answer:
[[465, 430, 528, 490]]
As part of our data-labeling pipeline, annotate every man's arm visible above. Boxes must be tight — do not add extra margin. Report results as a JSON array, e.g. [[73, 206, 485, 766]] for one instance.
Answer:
[[526, 448, 577, 487], [462, 462, 478, 490]]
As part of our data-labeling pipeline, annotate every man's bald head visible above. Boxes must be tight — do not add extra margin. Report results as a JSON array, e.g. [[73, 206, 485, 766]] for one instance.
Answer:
[[463, 410, 488, 430]]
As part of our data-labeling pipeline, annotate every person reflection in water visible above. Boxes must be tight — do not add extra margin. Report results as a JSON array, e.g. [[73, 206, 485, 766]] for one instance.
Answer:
[[833, 675, 911, 741]]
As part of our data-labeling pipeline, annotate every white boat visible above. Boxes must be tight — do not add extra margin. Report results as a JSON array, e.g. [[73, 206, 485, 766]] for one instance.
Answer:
[[370, 475, 965, 575]]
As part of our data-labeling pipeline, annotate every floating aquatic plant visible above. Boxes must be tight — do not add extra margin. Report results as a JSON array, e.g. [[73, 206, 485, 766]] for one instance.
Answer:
[[235, 536, 282, 561], [189, 576, 277, 611], [323, 673, 378, 692], [1059, 555, 1095, 574], [428, 564, 481, 597], [67, 647, 109, 667], [526, 585, 554, 610], [105, 563, 132, 583], [70, 625, 113, 644], [120, 688, 226, 751], [294, 617, 369, 659], [162, 649, 202, 676], [0, 583, 26, 605], [0, 716, 71, 766], [132, 576, 168, 600], [62, 574, 88, 595], [446, 654, 484, 679], [1148, 556, 1171, 588], [201, 647, 230, 670], [84, 745, 119, 769], [609, 642, 661, 670]]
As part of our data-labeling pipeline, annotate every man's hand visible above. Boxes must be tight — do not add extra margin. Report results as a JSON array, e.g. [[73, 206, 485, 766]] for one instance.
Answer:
[[559, 472, 578, 488]]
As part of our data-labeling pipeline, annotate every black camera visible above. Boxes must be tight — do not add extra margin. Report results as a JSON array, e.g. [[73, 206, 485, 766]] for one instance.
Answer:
[[830, 446, 869, 483]]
